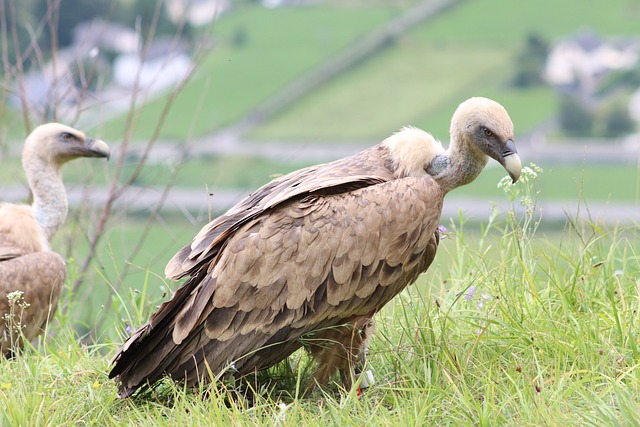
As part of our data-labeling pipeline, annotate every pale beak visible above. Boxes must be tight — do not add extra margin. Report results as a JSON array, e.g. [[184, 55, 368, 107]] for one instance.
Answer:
[[501, 139, 521, 183], [85, 138, 111, 160]]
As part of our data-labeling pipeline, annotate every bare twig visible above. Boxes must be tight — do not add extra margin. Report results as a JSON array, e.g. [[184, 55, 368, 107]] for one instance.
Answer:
[[71, 1, 208, 294], [7, 0, 31, 133]]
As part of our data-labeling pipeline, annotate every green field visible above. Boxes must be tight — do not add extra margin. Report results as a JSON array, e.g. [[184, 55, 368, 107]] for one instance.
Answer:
[[97, 4, 402, 141], [252, 0, 640, 141], [453, 162, 640, 204]]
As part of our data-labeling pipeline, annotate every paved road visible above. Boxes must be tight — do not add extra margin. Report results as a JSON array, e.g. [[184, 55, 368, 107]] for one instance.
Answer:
[[104, 128, 640, 166], [3, 183, 637, 225], [3, 131, 640, 225]]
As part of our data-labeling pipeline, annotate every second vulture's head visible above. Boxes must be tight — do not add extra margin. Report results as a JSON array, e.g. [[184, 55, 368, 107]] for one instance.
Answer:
[[450, 97, 522, 183], [22, 123, 111, 169]]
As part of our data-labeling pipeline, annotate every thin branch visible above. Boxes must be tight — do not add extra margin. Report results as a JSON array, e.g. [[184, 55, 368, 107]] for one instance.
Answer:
[[7, 0, 31, 133], [71, 0, 206, 294], [46, 0, 60, 121]]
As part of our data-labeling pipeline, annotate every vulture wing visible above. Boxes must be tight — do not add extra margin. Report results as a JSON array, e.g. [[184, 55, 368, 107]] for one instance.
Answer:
[[0, 204, 47, 254], [165, 145, 394, 280], [110, 156, 443, 397], [0, 239, 28, 261], [0, 251, 66, 355]]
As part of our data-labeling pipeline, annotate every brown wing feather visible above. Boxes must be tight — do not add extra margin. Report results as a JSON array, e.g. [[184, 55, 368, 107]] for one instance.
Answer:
[[0, 252, 66, 354], [110, 175, 443, 396], [0, 236, 29, 261], [164, 145, 394, 280], [0, 204, 47, 254]]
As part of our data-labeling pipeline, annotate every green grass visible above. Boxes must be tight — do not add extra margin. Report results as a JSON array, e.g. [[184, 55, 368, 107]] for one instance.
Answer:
[[3, 176, 640, 424], [418, 0, 640, 44], [51, 213, 199, 339], [119, 155, 311, 190], [254, 43, 516, 141], [252, 40, 556, 141]]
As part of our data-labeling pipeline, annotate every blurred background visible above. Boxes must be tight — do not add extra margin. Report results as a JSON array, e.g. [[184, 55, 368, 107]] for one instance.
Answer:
[[1, 0, 639, 332]]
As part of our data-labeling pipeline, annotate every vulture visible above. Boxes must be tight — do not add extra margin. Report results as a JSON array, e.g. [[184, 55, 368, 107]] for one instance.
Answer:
[[0, 123, 110, 355], [110, 97, 522, 397]]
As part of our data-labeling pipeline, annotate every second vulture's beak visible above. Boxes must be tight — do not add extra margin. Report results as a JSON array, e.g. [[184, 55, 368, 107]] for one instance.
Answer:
[[501, 139, 521, 183], [85, 137, 111, 160]]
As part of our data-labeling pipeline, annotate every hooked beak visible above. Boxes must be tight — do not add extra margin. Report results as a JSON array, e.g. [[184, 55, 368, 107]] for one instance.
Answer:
[[501, 139, 521, 183], [84, 137, 111, 160]]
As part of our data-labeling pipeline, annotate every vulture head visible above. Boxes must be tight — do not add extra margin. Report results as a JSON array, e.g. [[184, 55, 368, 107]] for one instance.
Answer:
[[449, 97, 521, 185], [19, 123, 110, 241], [22, 123, 110, 170]]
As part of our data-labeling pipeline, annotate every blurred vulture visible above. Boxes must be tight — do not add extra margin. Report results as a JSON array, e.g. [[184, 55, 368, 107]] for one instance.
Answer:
[[0, 124, 110, 355], [110, 97, 522, 397]]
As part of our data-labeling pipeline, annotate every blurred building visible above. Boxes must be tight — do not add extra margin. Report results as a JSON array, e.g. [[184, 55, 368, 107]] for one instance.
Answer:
[[165, 0, 231, 26], [545, 29, 639, 94]]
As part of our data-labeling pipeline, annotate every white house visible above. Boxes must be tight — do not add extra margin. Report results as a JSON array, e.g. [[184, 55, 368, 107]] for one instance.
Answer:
[[73, 20, 140, 55], [629, 88, 640, 122], [165, 0, 231, 27], [545, 29, 639, 93], [113, 37, 192, 92]]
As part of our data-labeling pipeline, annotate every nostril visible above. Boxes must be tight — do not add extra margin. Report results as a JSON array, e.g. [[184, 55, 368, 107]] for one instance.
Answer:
[[502, 139, 517, 157]]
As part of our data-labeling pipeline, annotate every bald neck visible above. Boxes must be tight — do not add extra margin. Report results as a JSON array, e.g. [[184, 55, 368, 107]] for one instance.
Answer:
[[23, 151, 68, 241], [427, 132, 488, 194]]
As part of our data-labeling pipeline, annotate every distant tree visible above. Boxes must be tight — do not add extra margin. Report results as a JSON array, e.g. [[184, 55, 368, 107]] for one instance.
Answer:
[[32, 0, 112, 48], [11, 0, 187, 57], [0, 0, 38, 65], [126, 0, 188, 42], [618, 64, 640, 88], [603, 102, 635, 137], [232, 26, 248, 48], [559, 96, 593, 136], [512, 33, 549, 88]]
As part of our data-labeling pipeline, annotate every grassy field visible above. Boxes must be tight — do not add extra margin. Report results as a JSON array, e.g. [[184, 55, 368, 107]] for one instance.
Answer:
[[97, 4, 401, 141], [252, 0, 640, 141], [3, 176, 640, 425]]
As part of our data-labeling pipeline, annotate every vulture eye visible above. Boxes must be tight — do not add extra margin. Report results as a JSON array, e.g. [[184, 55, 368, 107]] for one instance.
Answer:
[[60, 132, 76, 142], [483, 128, 493, 138]]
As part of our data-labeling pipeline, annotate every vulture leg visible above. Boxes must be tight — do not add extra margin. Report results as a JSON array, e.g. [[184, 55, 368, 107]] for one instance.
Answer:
[[304, 316, 374, 393]]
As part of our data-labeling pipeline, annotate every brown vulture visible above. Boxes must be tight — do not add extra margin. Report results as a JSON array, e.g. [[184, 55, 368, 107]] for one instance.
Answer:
[[0, 123, 110, 355], [109, 97, 522, 397]]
